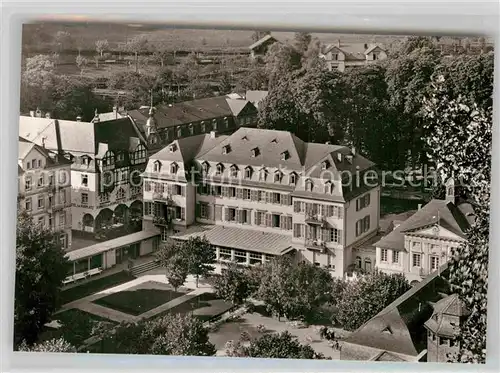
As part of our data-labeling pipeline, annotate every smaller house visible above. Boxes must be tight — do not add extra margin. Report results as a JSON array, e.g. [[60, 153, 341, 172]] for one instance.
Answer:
[[319, 40, 388, 72], [245, 90, 269, 110], [249, 34, 279, 60]]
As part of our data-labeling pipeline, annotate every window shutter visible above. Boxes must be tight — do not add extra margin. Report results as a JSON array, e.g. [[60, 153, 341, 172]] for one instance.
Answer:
[[322, 228, 329, 242], [222, 186, 229, 197], [254, 211, 260, 225], [251, 190, 257, 201], [265, 192, 271, 204], [338, 206, 343, 219], [321, 205, 326, 216], [265, 213, 271, 227], [356, 199, 360, 211], [181, 186, 186, 196], [287, 216, 292, 230], [366, 216, 370, 231], [237, 188, 243, 199], [338, 230, 343, 245], [281, 194, 288, 206], [280, 215, 285, 229], [181, 207, 185, 220], [366, 194, 371, 206], [215, 205, 222, 220], [208, 204, 214, 220], [356, 220, 360, 236], [293, 224, 299, 237], [166, 184, 172, 195], [224, 208, 229, 221], [238, 210, 244, 223]]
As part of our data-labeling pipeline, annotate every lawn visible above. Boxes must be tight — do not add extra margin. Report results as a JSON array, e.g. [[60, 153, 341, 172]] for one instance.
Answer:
[[60, 271, 136, 305], [40, 308, 116, 348], [156, 292, 234, 322], [93, 281, 187, 316]]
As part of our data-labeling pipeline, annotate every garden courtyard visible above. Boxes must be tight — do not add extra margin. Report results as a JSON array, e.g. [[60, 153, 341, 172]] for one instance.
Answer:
[[47, 266, 348, 358]]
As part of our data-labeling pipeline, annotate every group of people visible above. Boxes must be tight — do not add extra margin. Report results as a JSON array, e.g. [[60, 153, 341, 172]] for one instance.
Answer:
[[319, 326, 342, 351]]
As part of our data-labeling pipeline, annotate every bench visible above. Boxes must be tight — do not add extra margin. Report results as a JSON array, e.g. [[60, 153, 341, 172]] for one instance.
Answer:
[[63, 276, 75, 285], [87, 268, 103, 277]]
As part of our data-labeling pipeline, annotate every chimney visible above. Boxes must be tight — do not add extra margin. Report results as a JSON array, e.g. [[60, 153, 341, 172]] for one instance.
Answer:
[[210, 131, 216, 139], [418, 203, 422, 210], [337, 39, 341, 48], [351, 146, 356, 156], [41, 136, 46, 148], [29, 110, 35, 117], [364, 43, 368, 50], [35, 108, 42, 117], [76, 116, 82, 122], [45, 112, 51, 119]]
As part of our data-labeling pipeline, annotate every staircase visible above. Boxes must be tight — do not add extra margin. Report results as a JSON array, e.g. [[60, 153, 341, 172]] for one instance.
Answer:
[[130, 260, 160, 277]]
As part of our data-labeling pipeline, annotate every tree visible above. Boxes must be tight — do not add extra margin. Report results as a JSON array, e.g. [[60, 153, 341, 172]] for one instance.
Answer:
[[75, 55, 87, 76], [211, 262, 252, 306], [18, 338, 76, 353], [100, 314, 216, 356], [293, 32, 312, 54], [52, 31, 72, 54], [95, 39, 109, 57], [422, 75, 491, 363], [218, 71, 232, 95], [125, 35, 149, 73], [235, 61, 268, 91], [22, 54, 55, 90], [302, 37, 325, 70], [256, 257, 333, 321], [236, 331, 325, 359], [264, 42, 302, 89], [334, 271, 411, 331], [15, 211, 70, 347], [182, 236, 216, 288], [156, 241, 188, 291]]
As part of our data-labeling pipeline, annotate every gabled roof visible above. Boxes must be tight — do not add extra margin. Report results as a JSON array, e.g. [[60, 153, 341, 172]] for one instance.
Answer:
[[364, 44, 386, 55], [248, 34, 277, 50], [344, 263, 451, 357], [245, 90, 269, 105], [374, 199, 471, 251], [18, 136, 72, 169], [424, 294, 470, 337]]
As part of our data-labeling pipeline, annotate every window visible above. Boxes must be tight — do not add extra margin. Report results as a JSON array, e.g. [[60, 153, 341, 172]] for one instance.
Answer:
[[259, 168, 268, 181], [229, 187, 237, 198], [99, 192, 110, 203], [227, 208, 237, 222], [216, 163, 224, 175], [81, 174, 88, 187], [290, 172, 297, 185], [245, 167, 253, 179], [230, 165, 239, 178], [327, 255, 335, 270], [356, 193, 371, 211], [200, 121, 206, 133], [81, 156, 90, 166], [60, 233, 67, 249], [38, 159, 43, 168], [200, 203, 208, 219], [161, 227, 169, 242], [174, 184, 183, 196], [213, 185, 222, 197], [293, 224, 303, 238], [393, 250, 400, 264], [59, 171, 67, 185], [117, 152, 125, 162], [81, 193, 89, 206], [430, 256, 440, 271], [321, 160, 330, 170], [272, 193, 281, 204], [222, 145, 231, 154], [440, 337, 449, 346], [332, 53, 339, 61], [59, 212, 66, 227], [202, 162, 210, 174], [255, 211, 266, 226], [373, 53, 378, 60], [153, 161, 161, 172], [251, 147, 260, 157], [38, 216, 44, 227], [330, 228, 340, 243], [37, 196, 45, 209], [212, 119, 217, 130], [281, 151, 290, 160], [37, 175, 44, 188], [412, 253, 421, 267], [26, 160, 32, 170], [274, 171, 282, 183], [381, 248, 388, 262], [305, 179, 313, 192], [272, 214, 280, 228], [131, 186, 141, 196], [116, 188, 126, 200], [324, 181, 334, 194], [243, 189, 251, 200], [170, 163, 178, 174], [355, 216, 370, 236], [356, 256, 362, 268], [241, 209, 250, 224], [412, 241, 422, 251], [25, 198, 32, 211], [25, 177, 32, 191]]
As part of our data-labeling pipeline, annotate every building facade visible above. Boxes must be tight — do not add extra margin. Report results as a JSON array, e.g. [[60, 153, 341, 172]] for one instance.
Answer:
[[374, 182, 474, 284], [19, 112, 148, 243], [320, 41, 388, 72], [18, 137, 73, 249], [142, 127, 379, 277]]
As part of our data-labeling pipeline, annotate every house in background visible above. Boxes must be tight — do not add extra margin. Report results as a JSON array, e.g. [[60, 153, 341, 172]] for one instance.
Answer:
[[18, 136, 73, 249], [319, 40, 388, 72], [19, 111, 148, 244], [340, 262, 467, 362], [245, 90, 269, 110], [142, 127, 380, 278], [249, 34, 279, 60], [374, 179, 475, 284], [127, 96, 258, 156]]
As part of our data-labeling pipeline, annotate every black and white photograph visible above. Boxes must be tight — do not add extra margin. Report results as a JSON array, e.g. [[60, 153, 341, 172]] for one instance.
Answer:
[[13, 20, 493, 364]]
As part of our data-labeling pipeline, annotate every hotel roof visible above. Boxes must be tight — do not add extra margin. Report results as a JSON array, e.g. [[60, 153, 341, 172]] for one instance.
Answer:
[[172, 224, 294, 256]]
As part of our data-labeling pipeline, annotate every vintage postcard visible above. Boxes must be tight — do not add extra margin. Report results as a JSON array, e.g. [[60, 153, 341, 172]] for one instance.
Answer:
[[15, 22, 493, 363]]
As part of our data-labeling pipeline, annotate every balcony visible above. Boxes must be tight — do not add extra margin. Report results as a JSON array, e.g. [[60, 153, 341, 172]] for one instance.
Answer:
[[305, 214, 326, 226], [153, 215, 170, 227], [305, 238, 326, 253], [153, 192, 172, 203]]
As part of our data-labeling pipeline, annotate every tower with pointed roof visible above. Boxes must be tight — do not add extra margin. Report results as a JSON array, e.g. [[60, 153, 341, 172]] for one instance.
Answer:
[[145, 90, 157, 138]]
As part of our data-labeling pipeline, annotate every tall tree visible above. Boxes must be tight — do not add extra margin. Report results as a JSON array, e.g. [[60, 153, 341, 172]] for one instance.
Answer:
[[422, 75, 491, 363], [302, 37, 326, 70], [293, 32, 312, 54], [125, 35, 149, 73], [75, 55, 87, 77], [100, 314, 216, 356], [15, 211, 69, 347], [334, 271, 410, 331], [156, 241, 188, 291], [182, 236, 216, 288], [17, 338, 75, 353], [211, 262, 252, 306], [264, 42, 302, 89], [95, 39, 109, 67], [251, 30, 271, 43], [52, 30, 72, 54]]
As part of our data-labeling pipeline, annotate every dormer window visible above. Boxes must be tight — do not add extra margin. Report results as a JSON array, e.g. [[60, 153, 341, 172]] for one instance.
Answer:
[[274, 171, 282, 183], [169, 143, 177, 153], [224, 117, 229, 128], [202, 161, 210, 175], [251, 147, 260, 157], [281, 151, 290, 161], [212, 119, 217, 130], [322, 160, 330, 170], [222, 144, 231, 154], [153, 160, 162, 172], [177, 127, 182, 138], [259, 168, 268, 181], [345, 155, 353, 164], [216, 163, 224, 176], [200, 121, 206, 133], [230, 165, 239, 178], [324, 181, 334, 194], [305, 179, 314, 192], [242, 135, 248, 141], [290, 172, 298, 185], [271, 138, 278, 144], [337, 153, 343, 162], [245, 166, 253, 179], [81, 156, 90, 166], [170, 162, 178, 174], [116, 153, 125, 162]]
